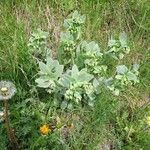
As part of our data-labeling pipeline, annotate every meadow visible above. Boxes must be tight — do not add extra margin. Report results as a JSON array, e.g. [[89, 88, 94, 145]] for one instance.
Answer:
[[0, 0, 150, 149]]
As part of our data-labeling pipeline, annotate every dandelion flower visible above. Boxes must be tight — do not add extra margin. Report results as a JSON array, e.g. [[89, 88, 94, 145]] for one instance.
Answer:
[[40, 124, 50, 135], [146, 116, 150, 126], [0, 81, 16, 100]]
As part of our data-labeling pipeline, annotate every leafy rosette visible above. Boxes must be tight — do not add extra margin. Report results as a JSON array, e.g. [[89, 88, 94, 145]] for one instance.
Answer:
[[76, 41, 107, 76], [35, 57, 64, 93], [107, 32, 130, 59], [105, 64, 139, 96], [59, 65, 95, 109]]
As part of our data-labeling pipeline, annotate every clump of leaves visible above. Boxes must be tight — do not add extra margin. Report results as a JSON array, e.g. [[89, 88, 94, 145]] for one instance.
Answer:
[[63, 10, 86, 40], [107, 32, 130, 60], [58, 11, 86, 67], [35, 57, 64, 94], [59, 65, 95, 109], [59, 32, 76, 66], [76, 41, 107, 76], [33, 10, 140, 108], [105, 64, 139, 96], [28, 28, 49, 58]]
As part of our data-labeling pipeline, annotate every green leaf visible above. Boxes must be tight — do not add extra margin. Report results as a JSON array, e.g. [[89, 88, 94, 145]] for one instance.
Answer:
[[67, 103, 73, 109], [53, 60, 64, 78], [59, 74, 71, 88], [76, 40, 87, 54], [60, 32, 73, 42], [35, 78, 51, 88], [61, 101, 68, 110], [116, 65, 128, 74], [80, 15, 86, 23], [133, 64, 139, 71], [46, 57, 53, 67], [71, 65, 79, 79], [89, 41, 100, 52], [115, 75, 123, 80], [32, 29, 48, 40], [88, 99, 94, 107], [55, 65, 64, 78], [63, 19, 70, 28], [119, 32, 127, 47], [108, 37, 116, 47], [127, 71, 138, 82], [93, 78, 99, 89], [77, 69, 94, 82], [72, 10, 79, 18], [39, 62, 49, 74]]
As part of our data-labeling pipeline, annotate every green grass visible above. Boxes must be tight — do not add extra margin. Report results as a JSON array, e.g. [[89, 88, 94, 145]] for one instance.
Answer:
[[0, 0, 150, 149]]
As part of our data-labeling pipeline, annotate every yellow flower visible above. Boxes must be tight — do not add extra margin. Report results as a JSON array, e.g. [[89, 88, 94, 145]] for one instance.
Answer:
[[39, 124, 50, 135], [146, 116, 150, 126]]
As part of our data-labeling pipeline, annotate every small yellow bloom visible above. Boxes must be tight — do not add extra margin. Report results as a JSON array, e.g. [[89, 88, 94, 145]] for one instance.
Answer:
[[146, 116, 150, 126], [39, 124, 50, 135]]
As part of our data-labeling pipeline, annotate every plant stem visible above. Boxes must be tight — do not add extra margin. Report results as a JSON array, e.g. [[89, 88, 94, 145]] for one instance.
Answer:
[[4, 100, 12, 142], [4, 100, 19, 150]]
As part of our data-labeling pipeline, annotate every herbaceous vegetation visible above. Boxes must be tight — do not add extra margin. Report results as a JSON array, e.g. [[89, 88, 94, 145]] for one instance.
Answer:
[[0, 1, 150, 150], [35, 10, 139, 109]]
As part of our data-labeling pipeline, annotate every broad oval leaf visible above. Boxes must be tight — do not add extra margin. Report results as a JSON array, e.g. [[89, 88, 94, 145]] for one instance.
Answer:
[[119, 32, 127, 47], [35, 78, 51, 88], [77, 69, 94, 82], [116, 65, 128, 74], [71, 64, 79, 79]]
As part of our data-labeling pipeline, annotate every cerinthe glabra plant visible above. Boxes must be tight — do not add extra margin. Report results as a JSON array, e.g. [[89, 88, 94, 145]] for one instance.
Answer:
[[32, 10, 140, 110]]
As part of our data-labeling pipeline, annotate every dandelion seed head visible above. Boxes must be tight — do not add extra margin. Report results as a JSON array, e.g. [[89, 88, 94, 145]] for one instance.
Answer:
[[0, 81, 16, 100]]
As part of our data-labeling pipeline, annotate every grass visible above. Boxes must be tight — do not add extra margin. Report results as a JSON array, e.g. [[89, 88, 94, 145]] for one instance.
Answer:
[[0, 0, 150, 149]]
